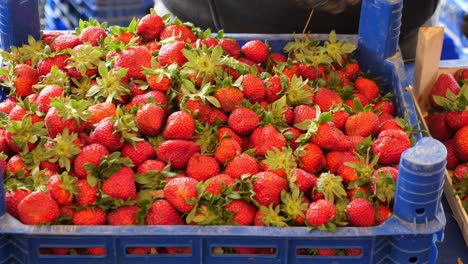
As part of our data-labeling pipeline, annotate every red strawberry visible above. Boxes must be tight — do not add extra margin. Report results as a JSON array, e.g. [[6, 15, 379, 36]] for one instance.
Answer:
[[41, 31, 63, 44], [425, 112, 453, 141], [159, 25, 196, 43], [373, 100, 395, 116], [114, 46, 152, 81], [88, 117, 123, 151], [446, 110, 468, 131], [145, 199, 184, 225], [331, 110, 349, 131], [250, 125, 287, 156], [73, 143, 109, 179], [102, 167, 137, 200], [454, 126, 468, 162], [344, 62, 360, 80], [163, 111, 195, 140], [326, 151, 357, 174], [345, 111, 379, 137], [183, 98, 211, 122], [354, 77, 380, 100], [163, 177, 199, 213], [214, 87, 244, 113], [129, 90, 168, 109], [297, 143, 326, 174], [72, 207, 107, 225], [347, 186, 368, 201], [122, 140, 156, 167], [17, 191, 60, 225], [290, 168, 317, 193], [217, 127, 243, 146], [205, 174, 235, 195], [50, 34, 81, 51], [12, 64, 39, 97], [156, 140, 200, 169], [107, 205, 139, 225], [186, 154, 220, 181], [224, 200, 257, 226], [444, 139, 461, 170], [219, 38, 241, 58], [36, 85, 65, 113], [79, 26, 107, 46], [305, 199, 336, 227], [312, 122, 352, 151], [298, 63, 320, 81], [37, 54, 69, 76], [252, 171, 289, 206], [5, 188, 32, 218], [228, 108, 260, 136], [293, 105, 317, 125], [314, 88, 343, 111], [241, 40, 268, 63], [75, 179, 98, 206], [370, 166, 398, 204], [158, 41, 188, 67], [87, 102, 117, 126], [242, 74, 265, 103], [200, 37, 218, 47], [46, 173, 76, 205], [372, 129, 411, 165], [214, 138, 242, 164], [224, 153, 259, 179], [375, 204, 392, 225], [6, 154, 30, 176], [264, 75, 283, 103], [346, 198, 375, 227], [0, 97, 18, 114], [137, 159, 166, 174], [429, 73, 461, 109], [135, 104, 165, 137], [136, 13, 164, 41], [453, 163, 468, 182]]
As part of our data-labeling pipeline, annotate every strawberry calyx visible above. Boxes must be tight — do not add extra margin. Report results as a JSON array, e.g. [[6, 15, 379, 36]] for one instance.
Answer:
[[321, 31, 356, 67], [134, 163, 177, 190], [263, 146, 297, 176], [50, 97, 90, 126], [112, 106, 143, 147], [294, 106, 333, 145], [87, 61, 130, 103], [433, 84, 468, 112], [76, 18, 108, 35], [285, 75, 313, 106], [370, 171, 395, 205], [20, 138, 53, 172], [262, 96, 289, 129], [49, 128, 81, 172], [257, 204, 289, 227], [66, 43, 103, 77], [194, 121, 219, 155], [280, 185, 308, 225], [36, 65, 71, 91], [179, 78, 220, 109], [316, 172, 347, 203], [85, 151, 133, 187], [6, 116, 47, 152]]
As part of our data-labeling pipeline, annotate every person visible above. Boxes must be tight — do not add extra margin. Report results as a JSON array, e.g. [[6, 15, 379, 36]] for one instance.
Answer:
[[154, 0, 441, 61]]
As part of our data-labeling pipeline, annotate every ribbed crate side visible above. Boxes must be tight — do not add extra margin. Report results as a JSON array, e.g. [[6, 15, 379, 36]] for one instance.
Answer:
[[0, 235, 10, 264]]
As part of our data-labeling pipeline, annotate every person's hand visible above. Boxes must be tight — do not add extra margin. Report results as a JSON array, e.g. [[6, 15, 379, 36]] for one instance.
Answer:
[[296, 0, 361, 14]]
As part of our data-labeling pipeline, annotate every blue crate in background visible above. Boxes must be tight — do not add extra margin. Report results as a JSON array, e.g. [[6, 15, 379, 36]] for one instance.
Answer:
[[438, 0, 468, 59], [0, 0, 447, 263]]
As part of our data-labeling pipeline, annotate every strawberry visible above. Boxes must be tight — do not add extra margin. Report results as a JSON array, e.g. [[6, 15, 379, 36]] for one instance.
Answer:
[[200, 37, 218, 48], [136, 13, 164, 41], [331, 110, 349, 131], [135, 103, 165, 137], [164, 177, 199, 213], [204, 174, 235, 195], [214, 138, 242, 164], [345, 111, 379, 137], [354, 77, 380, 100], [6, 154, 30, 176], [250, 125, 287, 156], [454, 126, 468, 162], [305, 199, 336, 227], [186, 154, 220, 181], [313, 88, 343, 111], [373, 99, 395, 116], [41, 31, 63, 44], [264, 75, 283, 103], [453, 163, 468, 183], [87, 102, 117, 126], [114, 46, 152, 81], [163, 111, 195, 140], [227, 107, 260, 136], [129, 90, 168, 109], [137, 159, 166, 174], [37, 54, 69, 76], [370, 166, 398, 204], [36, 85, 65, 113], [73, 143, 109, 179], [290, 168, 317, 193], [72, 207, 107, 225], [372, 129, 411, 165], [444, 139, 461, 170], [346, 198, 375, 227], [5, 188, 32, 218], [425, 112, 453, 141], [159, 25, 196, 43], [79, 26, 107, 46], [326, 151, 357, 174], [145, 199, 184, 225], [75, 179, 98, 206], [343, 62, 360, 80], [102, 167, 137, 200], [50, 34, 81, 51], [183, 98, 211, 123], [296, 143, 326, 174], [298, 63, 320, 81], [219, 38, 241, 58], [156, 140, 200, 169], [317, 249, 337, 256], [214, 87, 244, 113], [87, 247, 106, 255], [217, 127, 243, 146], [12, 64, 39, 97], [344, 93, 369, 111], [429, 73, 461, 109], [454, 68, 468, 84], [107, 205, 139, 225], [17, 191, 60, 225], [224, 153, 259, 179], [122, 140, 156, 167], [46, 173, 77, 205], [88, 117, 124, 152], [45, 98, 89, 138], [375, 204, 392, 225], [0, 97, 18, 114], [293, 105, 317, 125], [224, 199, 257, 226], [158, 41, 188, 67], [347, 186, 368, 201], [252, 171, 289, 206], [242, 74, 265, 103], [312, 122, 352, 151], [241, 40, 268, 63], [446, 110, 468, 131]]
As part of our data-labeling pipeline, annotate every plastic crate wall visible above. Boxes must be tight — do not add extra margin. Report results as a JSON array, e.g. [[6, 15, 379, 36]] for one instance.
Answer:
[[0, 0, 446, 263]]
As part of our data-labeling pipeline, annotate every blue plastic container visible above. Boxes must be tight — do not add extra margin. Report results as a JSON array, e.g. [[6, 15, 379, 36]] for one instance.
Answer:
[[438, 0, 468, 59], [0, 0, 447, 263], [0, 0, 41, 51]]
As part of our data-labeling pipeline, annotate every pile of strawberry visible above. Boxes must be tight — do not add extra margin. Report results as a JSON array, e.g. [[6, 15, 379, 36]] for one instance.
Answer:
[[0, 11, 415, 256], [425, 69, 468, 213]]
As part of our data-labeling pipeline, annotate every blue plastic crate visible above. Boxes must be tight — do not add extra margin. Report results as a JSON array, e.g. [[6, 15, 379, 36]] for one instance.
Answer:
[[0, 0, 447, 263], [438, 0, 468, 59]]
